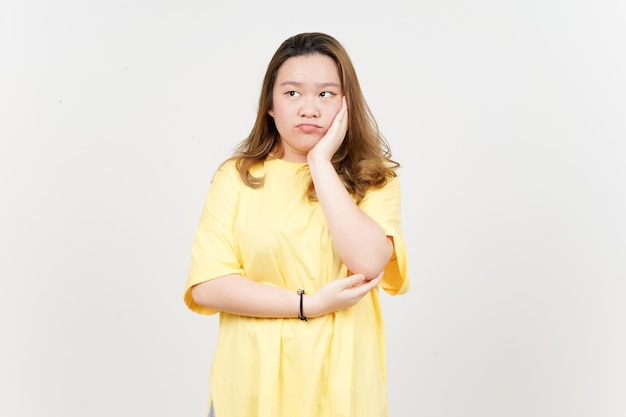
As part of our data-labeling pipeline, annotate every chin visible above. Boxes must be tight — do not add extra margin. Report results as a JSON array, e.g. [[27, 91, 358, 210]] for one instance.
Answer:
[[295, 138, 321, 151]]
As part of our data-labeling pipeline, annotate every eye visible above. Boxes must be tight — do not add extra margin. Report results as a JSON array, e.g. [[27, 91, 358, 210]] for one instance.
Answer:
[[320, 91, 334, 98], [287, 91, 300, 97]]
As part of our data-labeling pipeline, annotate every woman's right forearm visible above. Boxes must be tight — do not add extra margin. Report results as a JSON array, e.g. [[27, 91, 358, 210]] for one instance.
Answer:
[[191, 274, 304, 318], [191, 272, 383, 319]]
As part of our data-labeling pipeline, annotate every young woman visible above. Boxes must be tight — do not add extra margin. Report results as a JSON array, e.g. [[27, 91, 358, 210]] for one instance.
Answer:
[[185, 32, 409, 417]]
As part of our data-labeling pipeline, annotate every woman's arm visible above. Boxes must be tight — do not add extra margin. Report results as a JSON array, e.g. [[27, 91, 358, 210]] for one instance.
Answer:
[[307, 98, 393, 279], [191, 272, 383, 318], [308, 160, 393, 279]]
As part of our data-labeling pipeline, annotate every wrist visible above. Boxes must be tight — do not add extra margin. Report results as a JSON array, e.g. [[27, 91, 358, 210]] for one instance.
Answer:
[[297, 289, 307, 321], [303, 292, 325, 318], [306, 156, 333, 172]]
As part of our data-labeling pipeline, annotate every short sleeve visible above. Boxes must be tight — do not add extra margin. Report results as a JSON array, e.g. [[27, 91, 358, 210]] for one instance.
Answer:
[[184, 161, 245, 315], [358, 175, 410, 295]]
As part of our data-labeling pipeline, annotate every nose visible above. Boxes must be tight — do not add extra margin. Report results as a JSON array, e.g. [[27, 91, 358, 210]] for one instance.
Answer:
[[299, 97, 320, 118]]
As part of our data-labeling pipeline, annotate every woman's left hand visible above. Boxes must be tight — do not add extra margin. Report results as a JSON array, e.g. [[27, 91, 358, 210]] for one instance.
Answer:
[[307, 96, 348, 164]]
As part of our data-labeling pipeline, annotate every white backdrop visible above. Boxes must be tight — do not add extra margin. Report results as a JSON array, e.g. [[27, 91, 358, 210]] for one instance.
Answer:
[[1, 1, 625, 416]]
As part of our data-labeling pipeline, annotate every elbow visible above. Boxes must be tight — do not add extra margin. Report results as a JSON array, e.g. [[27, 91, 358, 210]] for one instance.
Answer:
[[351, 253, 393, 280], [360, 265, 388, 281], [191, 284, 202, 305], [190, 274, 235, 310], [348, 238, 394, 279], [191, 281, 216, 308]]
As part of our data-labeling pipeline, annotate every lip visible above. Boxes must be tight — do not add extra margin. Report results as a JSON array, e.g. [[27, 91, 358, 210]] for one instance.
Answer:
[[297, 123, 322, 133]]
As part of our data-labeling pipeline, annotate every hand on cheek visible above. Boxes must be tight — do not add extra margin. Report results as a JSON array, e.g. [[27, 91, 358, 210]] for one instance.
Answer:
[[307, 97, 348, 164]]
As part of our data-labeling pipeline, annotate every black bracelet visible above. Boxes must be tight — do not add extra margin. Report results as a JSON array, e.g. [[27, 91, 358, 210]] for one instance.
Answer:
[[297, 289, 307, 321]]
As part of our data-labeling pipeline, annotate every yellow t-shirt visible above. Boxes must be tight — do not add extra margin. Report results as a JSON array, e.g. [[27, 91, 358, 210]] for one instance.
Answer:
[[185, 158, 409, 417]]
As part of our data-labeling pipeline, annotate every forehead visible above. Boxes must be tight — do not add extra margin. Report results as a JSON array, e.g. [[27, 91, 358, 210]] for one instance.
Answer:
[[275, 54, 340, 85]]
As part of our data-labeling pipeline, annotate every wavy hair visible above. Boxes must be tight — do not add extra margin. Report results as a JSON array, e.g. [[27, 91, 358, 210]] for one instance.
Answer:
[[229, 32, 398, 203]]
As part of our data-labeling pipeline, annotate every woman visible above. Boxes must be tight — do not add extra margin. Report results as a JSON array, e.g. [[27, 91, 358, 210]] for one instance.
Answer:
[[185, 32, 409, 417]]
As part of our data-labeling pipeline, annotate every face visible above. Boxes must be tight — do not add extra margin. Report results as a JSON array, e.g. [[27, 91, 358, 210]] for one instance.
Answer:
[[268, 54, 343, 163]]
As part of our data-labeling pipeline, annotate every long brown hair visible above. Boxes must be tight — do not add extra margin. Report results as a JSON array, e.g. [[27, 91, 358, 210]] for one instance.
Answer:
[[230, 32, 398, 203]]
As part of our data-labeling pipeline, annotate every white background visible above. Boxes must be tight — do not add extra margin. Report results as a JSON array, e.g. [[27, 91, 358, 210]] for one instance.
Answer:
[[1, 1, 625, 416]]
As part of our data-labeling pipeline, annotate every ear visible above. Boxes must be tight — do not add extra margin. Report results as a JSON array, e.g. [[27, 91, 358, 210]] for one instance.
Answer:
[[268, 109, 274, 118]]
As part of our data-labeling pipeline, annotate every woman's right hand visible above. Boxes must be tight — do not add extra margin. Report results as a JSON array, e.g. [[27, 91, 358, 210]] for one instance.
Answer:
[[306, 271, 384, 318]]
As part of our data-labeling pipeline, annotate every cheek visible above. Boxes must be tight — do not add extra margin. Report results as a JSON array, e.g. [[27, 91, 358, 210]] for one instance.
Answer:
[[268, 92, 282, 119], [327, 102, 343, 121], [270, 101, 288, 121]]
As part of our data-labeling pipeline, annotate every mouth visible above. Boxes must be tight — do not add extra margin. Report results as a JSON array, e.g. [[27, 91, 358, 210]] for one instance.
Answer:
[[297, 123, 322, 133]]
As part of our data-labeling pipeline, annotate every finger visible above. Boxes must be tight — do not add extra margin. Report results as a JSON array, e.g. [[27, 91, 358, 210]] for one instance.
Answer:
[[330, 98, 347, 129], [340, 97, 348, 118], [338, 98, 348, 126], [362, 273, 383, 291], [346, 274, 366, 288], [329, 108, 347, 135]]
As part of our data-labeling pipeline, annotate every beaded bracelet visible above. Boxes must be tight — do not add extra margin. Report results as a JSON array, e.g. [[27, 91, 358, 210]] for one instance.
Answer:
[[297, 289, 307, 321]]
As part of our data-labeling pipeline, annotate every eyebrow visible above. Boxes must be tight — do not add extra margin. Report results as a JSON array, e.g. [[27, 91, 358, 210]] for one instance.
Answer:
[[278, 81, 341, 88]]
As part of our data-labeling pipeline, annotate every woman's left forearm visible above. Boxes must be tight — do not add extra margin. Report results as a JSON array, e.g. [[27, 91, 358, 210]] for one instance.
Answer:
[[309, 160, 392, 278]]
